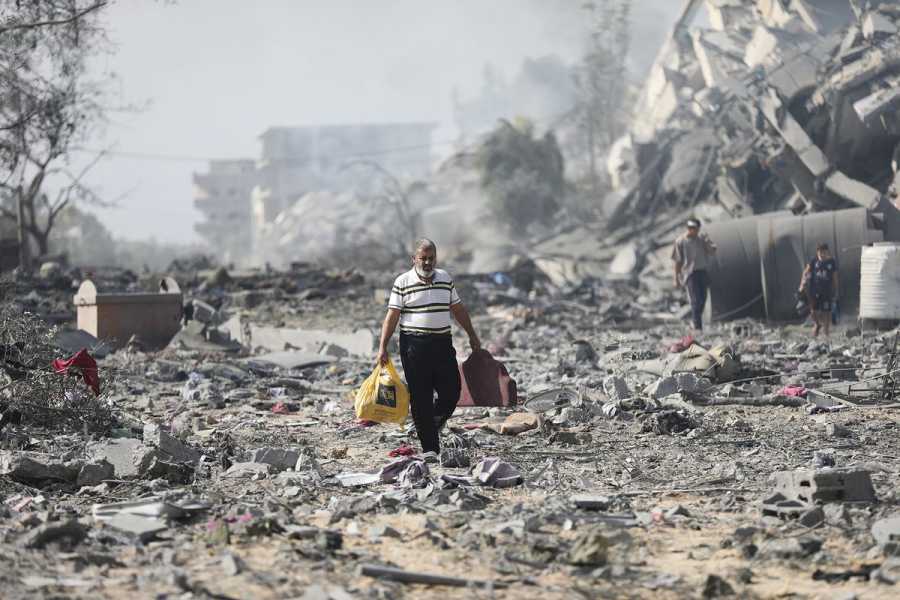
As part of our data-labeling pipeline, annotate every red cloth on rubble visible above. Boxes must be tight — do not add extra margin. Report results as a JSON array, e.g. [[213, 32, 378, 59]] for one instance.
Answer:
[[667, 335, 695, 353], [388, 444, 416, 457], [51, 348, 100, 396]]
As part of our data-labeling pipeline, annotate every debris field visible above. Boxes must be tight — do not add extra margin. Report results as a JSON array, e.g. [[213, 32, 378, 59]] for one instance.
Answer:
[[2, 261, 900, 600]]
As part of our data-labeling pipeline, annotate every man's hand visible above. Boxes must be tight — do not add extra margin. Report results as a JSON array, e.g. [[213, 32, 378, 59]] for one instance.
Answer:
[[469, 336, 481, 352], [674, 276, 681, 288], [375, 348, 389, 366]]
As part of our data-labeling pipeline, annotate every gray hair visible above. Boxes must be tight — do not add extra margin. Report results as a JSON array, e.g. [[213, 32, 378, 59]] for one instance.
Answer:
[[413, 238, 436, 254]]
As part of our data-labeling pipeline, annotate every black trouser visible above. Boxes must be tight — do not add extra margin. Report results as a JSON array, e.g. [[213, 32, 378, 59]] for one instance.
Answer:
[[686, 270, 709, 331], [398, 333, 461, 453]]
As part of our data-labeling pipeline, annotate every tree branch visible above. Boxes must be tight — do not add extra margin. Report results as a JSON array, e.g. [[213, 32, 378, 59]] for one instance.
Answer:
[[0, 2, 107, 35]]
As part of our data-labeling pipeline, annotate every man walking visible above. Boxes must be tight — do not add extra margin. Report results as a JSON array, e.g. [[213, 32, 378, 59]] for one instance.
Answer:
[[672, 217, 717, 333], [800, 243, 839, 337], [376, 238, 481, 462]]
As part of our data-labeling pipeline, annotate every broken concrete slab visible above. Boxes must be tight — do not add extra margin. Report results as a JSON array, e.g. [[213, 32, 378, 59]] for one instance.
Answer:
[[249, 447, 301, 471], [244, 351, 336, 370], [222, 316, 373, 356], [567, 526, 610, 566], [572, 494, 612, 510], [759, 537, 823, 560], [101, 513, 168, 542], [19, 520, 87, 549], [825, 171, 882, 208], [221, 462, 271, 480], [143, 423, 201, 464], [603, 375, 632, 401], [87, 438, 155, 479], [76, 461, 114, 487], [872, 515, 900, 556], [862, 11, 897, 39], [0, 452, 80, 483]]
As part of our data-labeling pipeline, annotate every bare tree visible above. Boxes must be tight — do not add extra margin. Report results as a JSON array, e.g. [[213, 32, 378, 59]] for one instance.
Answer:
[[0, 1, 109, 268], [341, 159, 425, 257], [573, 0, 632, 194]]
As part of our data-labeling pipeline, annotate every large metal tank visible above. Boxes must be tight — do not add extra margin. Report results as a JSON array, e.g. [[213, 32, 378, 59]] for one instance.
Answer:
[[706, 212, 787, 321], [706, 208, 884, 322], [757, 207, 882, 320], [860, 243, 900, 320]]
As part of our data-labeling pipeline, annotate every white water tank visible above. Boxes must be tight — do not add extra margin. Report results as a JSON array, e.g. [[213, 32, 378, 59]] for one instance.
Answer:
[[860, 243, 900, 320]]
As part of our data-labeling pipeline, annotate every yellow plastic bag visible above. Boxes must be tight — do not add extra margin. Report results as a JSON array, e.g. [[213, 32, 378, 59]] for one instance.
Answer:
[[354, 359, 409, 424]]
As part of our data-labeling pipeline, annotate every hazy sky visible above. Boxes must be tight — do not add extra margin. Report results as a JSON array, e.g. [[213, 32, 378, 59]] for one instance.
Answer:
[[80, 0, 680, 244]]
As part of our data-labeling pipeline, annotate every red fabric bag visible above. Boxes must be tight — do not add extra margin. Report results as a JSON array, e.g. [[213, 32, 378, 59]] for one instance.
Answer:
[[457, 349, 517, 407]]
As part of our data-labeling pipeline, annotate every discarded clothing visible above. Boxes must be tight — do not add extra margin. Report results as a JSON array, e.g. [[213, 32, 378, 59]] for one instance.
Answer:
[[472, 457, 523, 488], [398, 459, 429, 488], [388, 444, 416, 457], [52, 349, 100, 396], [379, 456, 419, 484], [779, 385, 808, 398], [667, 335, 695, 353]]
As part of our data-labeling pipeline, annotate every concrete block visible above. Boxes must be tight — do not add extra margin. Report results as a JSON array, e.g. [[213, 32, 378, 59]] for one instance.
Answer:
[[87, 438, 155, 479], [76, 460, 115, 487], [190, 299, 218, 324], [603, 375, 631, 401], [143, 423, 201, 464], [0, 452, 80, 483], [102, 514, 168, 542], [873, 515, 900, 555], [644, 376, 678, 399], [771, 468, 877, 504], [249, 448, 301, 472], [863, 12, 897, 39], [825, 171, 881, 208]]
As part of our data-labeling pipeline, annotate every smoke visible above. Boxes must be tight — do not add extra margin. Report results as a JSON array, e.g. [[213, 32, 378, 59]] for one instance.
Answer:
[[75, 0, 685, 268]]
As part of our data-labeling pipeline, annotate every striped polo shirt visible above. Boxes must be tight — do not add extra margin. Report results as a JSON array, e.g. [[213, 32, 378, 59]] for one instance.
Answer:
[[388, 268, 461, 335]]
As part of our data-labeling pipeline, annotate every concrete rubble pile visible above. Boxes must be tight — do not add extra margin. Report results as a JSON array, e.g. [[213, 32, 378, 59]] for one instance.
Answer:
[[529, 0, 900, 323], [2, 256, 900, 598]]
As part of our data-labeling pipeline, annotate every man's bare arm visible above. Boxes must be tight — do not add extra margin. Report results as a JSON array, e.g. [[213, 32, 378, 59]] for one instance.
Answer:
[[376, 308, 400, 365], [450, 303, 481, 351]]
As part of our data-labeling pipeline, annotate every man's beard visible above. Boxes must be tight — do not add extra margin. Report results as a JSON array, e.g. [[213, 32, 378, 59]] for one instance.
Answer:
[[415, 264, 434, 279]]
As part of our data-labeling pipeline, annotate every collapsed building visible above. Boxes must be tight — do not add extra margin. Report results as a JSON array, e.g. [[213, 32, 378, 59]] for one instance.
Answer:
[[594, 0, 900, 321]]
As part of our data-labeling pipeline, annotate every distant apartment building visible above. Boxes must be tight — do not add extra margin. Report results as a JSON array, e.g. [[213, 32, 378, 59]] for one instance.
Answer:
[[251, 123, 435, 262], [193, 123, 435, 266], [192, 159, 257, 264]]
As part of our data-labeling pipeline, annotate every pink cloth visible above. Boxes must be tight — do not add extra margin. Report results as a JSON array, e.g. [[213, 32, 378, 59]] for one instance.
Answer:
[[779, 385, 808, 398], [667, 335, 694, 353]]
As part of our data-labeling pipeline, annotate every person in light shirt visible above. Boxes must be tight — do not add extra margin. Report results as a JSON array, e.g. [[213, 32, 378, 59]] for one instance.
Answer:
[[376, 238, 481, 462]]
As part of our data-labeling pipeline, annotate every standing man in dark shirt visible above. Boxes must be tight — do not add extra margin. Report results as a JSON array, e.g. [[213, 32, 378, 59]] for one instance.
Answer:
[[672, 217, 717, 333], [800, 243, 839, 337]]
